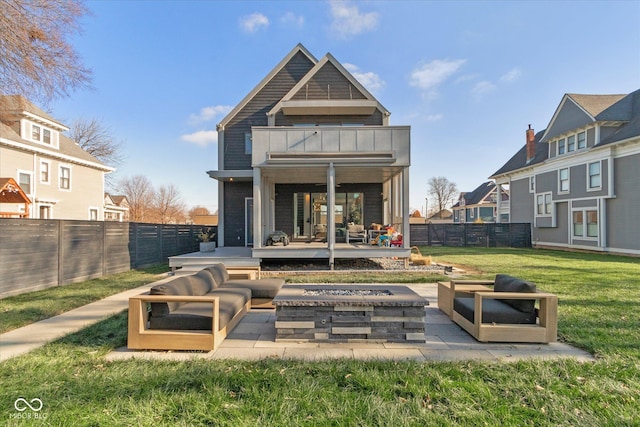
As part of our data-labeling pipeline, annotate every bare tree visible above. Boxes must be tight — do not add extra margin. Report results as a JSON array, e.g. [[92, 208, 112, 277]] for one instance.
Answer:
[[188, 206, 210, 223], [0, 0, 91, 103], [68, 117, 124, 167], [118, 175, 155, 222], [151, 184, 186, 224], [427, 176, 458, 216]]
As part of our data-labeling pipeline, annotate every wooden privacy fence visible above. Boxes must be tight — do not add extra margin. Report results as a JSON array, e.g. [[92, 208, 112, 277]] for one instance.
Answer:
[[409, 223, 531, 248], [0, 219, 214, 298]]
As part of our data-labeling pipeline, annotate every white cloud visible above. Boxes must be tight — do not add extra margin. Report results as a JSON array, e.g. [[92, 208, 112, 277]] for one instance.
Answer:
[[239, 13, 269, 33], [281, 11, 304, 28], [500, 67, 522, 83], [189, 105, 233, 124], [343, 63, 384, 95], [329, 0, 379, 39], [472, 80, 497, 99], [410, 59, 467, 93], [181, 130, 218, 147]]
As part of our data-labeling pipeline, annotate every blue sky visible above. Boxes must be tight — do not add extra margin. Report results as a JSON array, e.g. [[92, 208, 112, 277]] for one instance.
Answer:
[[51, 0, 640, 215]]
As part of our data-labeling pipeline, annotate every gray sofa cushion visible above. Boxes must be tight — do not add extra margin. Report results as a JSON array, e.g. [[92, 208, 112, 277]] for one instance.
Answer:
[[454, 297, 537, 325], [205, 264, 229, 288], [150, 275, 207, 317], [222, 278, 285, 299], [494, 274, 537, 313], [149, 287, 251, 331]]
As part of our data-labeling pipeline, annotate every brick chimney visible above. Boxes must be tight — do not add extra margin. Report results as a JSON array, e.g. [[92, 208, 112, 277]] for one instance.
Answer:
[[526, 124, 536, 163]]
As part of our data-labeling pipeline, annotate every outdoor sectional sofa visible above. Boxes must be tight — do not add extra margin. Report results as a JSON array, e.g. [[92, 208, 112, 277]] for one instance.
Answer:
[[449, 274, 558, 343], [127, 264, 284, 351]]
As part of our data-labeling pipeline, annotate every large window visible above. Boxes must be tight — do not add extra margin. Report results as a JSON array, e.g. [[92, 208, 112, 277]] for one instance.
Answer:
[[588, 161, 601, 190], [60, 166, 71, 190], [559, 168, 570, 193], [573, 210, 598, 239], [40, 161, 50, 183], [244, 133, 252, 155], [536, 193, 552, 216], [18, 172, 32, 194]]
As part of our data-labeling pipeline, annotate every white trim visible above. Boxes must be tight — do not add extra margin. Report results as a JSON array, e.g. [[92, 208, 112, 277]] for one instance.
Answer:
[[88, 206, 100, 221], [39, 159, 51, 184], [558, 167, 570, 194], [59, 164, 72, 191], [0, 137, 113, 171], [586, 160, 602, 192]]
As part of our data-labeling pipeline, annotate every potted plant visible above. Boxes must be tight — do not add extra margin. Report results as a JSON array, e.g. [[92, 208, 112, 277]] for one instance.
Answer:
[[197, 227, 216, 252]]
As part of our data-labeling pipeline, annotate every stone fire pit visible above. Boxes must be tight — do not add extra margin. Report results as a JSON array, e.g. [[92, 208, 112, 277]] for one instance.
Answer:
[[273, 284, 428, 343]]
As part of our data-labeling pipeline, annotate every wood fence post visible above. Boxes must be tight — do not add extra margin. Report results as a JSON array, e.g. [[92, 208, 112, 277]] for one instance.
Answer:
[[57, 220, 64, 286]]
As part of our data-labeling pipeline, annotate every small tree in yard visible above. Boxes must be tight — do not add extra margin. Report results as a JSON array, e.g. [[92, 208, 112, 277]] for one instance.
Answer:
[[427, 176, 458, 216]]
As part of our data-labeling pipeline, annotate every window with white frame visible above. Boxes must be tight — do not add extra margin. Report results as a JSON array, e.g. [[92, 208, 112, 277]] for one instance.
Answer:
[[32, 124, 41, 141], [536, 192, 552, 216], [18, 171, 32, 194], [40, 161, 50, 183], [557, 138, 566, 155], [60, 166, 71, 190], [588, 161, 601, 190], [559, 168, 570, 193], [43, 129, 51, 144], [89, 208, 98, 221], [573, 209, 598, 239], [577, 131, 586, 149], [529, 176, 535, 193], [567, 135, 576, 152], [244, 133, 252, 155]]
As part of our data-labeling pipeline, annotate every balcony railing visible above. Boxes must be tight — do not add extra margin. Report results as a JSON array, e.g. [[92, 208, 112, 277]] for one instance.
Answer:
[[251, 126, 410, 166]]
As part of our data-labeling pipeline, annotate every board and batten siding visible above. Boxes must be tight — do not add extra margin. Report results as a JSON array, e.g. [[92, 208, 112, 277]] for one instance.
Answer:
[[223, 51, 315, 171]]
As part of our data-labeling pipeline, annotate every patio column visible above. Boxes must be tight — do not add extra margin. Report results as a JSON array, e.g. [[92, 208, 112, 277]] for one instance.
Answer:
[[495, 183, 502, 223], [402, 167, 410, 249], [327, 162, 335, 269], [253, 168, 262, 249]]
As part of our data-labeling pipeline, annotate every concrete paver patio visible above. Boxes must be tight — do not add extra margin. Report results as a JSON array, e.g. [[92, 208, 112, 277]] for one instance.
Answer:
[[0, 281, 593, 363], [104, 283, 594, 363]]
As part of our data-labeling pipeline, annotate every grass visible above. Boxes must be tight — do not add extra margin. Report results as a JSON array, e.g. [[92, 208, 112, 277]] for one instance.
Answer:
[[0, 264, 169, 334], [1, 248, 639, 425]]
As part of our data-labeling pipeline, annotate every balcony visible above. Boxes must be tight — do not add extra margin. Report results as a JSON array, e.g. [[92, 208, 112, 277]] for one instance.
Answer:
[[251, 126, 410, 168]]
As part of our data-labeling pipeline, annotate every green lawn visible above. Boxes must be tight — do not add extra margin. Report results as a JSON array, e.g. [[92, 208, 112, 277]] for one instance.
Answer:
[[1, 248, 639, 425]]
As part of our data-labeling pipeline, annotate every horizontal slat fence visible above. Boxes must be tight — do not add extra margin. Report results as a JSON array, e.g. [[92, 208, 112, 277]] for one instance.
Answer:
[[409, 223, 531, 248], [0, 219, 212, 298]]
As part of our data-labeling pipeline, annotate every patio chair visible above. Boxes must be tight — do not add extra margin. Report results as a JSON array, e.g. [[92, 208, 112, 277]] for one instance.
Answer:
[[346, 224, 366, 243], [450, 275, 558, 343]]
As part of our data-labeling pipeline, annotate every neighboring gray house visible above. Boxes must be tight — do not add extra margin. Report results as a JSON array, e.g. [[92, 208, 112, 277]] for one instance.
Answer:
[[490, 89, 640, 255], [451, 181, 508, 223], [208, 44, 411, 265]]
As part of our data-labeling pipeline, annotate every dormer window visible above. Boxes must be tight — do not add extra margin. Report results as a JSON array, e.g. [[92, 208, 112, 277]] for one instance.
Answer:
[[577, 131, 586, 149], [32, 125, 41, 141], [43, 129, 51, 144], [567, 135, 576, 152], [557, 138, 566, 155]]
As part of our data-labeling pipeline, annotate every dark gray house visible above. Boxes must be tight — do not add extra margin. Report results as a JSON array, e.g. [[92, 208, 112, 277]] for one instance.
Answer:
[[208, 44, 411, 265], [490, 90, 640, 255]]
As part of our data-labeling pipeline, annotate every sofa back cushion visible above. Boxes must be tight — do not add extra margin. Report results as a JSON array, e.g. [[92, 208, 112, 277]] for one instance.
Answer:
[[494, 274, 537, 313], [205, 264, 229, 288], [149, 275, 211, 318]]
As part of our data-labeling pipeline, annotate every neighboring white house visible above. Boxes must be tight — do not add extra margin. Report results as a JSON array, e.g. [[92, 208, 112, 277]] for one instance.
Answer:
[[490, 90, 640, 255], [0, 95, 114, 220]]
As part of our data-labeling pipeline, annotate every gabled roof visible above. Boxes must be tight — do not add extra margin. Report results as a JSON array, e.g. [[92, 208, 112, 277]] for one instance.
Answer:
[[490, 129, 548, 178], [268, 52, 389, 118], [0, 177, 31, 204], [0, 95, 68, 130], [217, 43, 318, 130], [541, 93, 627, 142], [453, 182, 497, 208]]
